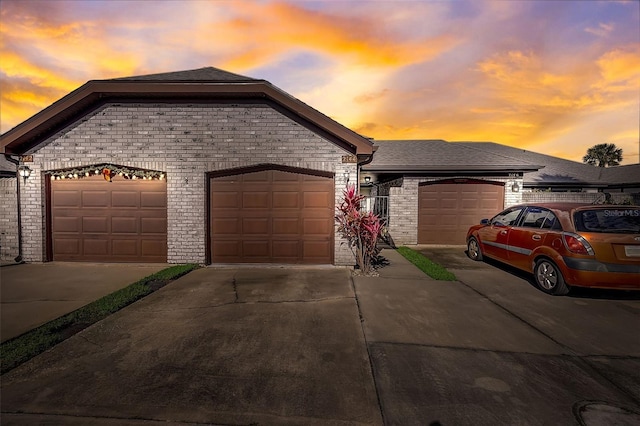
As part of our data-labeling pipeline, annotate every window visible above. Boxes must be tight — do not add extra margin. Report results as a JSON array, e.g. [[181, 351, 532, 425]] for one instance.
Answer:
[[574, 208, 640, 234], [521, 207, 561, 230], [491, 208, 524, 227]]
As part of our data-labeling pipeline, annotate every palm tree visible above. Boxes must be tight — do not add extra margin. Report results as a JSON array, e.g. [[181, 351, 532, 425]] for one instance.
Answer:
[[582, 143, 623, 167]]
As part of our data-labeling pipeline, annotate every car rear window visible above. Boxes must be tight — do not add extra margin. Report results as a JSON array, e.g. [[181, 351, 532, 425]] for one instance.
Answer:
[[574, 208, 640, 234]]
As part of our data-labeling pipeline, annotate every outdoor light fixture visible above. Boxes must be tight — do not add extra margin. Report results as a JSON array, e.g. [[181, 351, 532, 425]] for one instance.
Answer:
[[511, 182, 520, 192], [343, 171, 350, 182], [18, 165, 31, 183], [364, 176, 371, 183]]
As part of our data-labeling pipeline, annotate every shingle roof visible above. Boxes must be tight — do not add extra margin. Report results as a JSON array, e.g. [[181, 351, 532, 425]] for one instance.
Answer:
[[599, 163, 640, 185], [459, 142, 640, 187], [459, 142, 604, 186], [0, 154, 17, 177], [365, 140, 640, 187], [363, 140, 541, 172], [110, 67, 258, 82]]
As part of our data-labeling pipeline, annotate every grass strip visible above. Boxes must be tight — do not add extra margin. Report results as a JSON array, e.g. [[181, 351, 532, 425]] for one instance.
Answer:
[[397, 246, 457, 281], [1, 263, 198, 375]]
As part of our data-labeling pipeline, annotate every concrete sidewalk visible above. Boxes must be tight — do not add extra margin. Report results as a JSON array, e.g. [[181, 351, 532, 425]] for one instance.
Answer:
[[1, 262, 168, 342]]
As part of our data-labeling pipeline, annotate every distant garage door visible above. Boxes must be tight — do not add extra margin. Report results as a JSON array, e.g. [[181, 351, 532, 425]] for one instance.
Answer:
[[50, 175, 167, 262], [209, 167, 334, 264], [418, 179, 504, 244]]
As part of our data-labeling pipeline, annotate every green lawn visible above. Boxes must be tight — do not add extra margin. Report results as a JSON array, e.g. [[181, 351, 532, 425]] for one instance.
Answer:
[[397, 247, 457, 281], [1, 263, 198, 375]]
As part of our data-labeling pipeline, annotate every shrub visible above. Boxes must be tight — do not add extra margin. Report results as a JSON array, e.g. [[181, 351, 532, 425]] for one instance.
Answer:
[[335, 184, 383, 274]]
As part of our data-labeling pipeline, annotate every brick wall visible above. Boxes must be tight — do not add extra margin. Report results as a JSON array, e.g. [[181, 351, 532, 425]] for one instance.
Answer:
[[388, 176, 522, 245], [0, 177, 19, 262], [21, 102, 357, 265]]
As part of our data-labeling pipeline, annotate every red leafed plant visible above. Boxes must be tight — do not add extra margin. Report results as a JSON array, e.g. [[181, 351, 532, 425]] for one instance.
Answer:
[[335, 184, 383, 274]]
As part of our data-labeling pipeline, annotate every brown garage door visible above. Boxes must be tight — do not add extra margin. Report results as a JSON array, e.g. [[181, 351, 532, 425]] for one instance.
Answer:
[[418, 179, 504, 244], [50, 175, 167, 262], [210, 167, 334, 264]]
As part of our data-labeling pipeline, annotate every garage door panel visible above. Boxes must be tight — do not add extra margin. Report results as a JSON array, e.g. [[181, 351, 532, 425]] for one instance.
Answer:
[[55, 217, 80, 232], [112, 191, 138, 208], [54, 191, 81, 207], [51, 176, 167, 262], [212, 218, 239, 234], [272, 241, 299, 258], [83, 217, 109, 233], [273, 218, 299, 235], [211, 192, 240, 208], [419, 181, 504, 244], [243, 241, 270, 258], [84, 239, 109, 255], [140, 192, 166, 208], [54, 238, 80, 255], [273, 192, 299, 208], [212, 241, 240, 258], [141, 240, 166, 257], [112, 217, 137, 234], [243, 218, 269, 234], [303, 241, 331, 262], [82, 191, 109, 207], [303, 192, 331, 208], [210, 168, 333, 264], [303, 218, 332, 235], [243, 192, 269, 208], [141, 217, 167, 234]]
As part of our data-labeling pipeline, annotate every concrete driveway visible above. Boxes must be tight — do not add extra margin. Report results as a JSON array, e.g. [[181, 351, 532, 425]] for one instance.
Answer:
[[1, 262, 168, 342], [2, 250, 639, 425], [353, 246, 640, 425], [1, 267, 382, 425]]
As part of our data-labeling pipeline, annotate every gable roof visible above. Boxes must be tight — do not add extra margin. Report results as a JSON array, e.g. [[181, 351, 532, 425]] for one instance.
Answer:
[[362, 140, 542, 173], [1, 67, 373, 156]]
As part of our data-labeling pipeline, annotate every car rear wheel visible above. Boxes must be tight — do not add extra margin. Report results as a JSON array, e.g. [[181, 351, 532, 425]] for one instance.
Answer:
[[467, 237, 483, 261], [534, 259, 569, 295]]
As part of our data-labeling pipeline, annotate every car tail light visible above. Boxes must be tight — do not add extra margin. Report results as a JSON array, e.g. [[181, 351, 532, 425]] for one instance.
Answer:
[[562, 232, 594, 255]]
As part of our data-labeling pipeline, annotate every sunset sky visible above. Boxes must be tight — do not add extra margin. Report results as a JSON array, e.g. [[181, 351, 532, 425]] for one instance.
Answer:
[[1, 0, 639, 164]]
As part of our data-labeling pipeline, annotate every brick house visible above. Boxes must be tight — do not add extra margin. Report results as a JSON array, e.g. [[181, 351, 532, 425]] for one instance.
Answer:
[[360, 140, 640, 246], [2, 67, 639, 263], [0, 67, 373, 265]]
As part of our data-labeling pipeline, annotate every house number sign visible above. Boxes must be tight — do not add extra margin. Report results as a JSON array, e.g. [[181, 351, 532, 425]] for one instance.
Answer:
[[341, 155, 357, 163]]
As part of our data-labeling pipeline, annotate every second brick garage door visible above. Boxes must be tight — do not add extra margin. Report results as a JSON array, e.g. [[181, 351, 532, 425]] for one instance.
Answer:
[[209, 167, 334, 264]]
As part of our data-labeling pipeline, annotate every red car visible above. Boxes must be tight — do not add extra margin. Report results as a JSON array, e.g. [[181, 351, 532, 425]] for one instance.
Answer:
[[466, 203, 640, 295]]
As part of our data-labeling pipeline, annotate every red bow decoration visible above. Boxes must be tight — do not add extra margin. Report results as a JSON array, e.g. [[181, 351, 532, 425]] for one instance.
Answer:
[[102, 168, 113, 182]]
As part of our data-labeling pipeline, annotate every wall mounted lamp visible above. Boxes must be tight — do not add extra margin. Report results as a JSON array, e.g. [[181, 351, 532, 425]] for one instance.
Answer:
[[18, 165, 31, 184], [364, 176, 371, 183], [511, 182, 520, 193], [343, 171, 350, 182]]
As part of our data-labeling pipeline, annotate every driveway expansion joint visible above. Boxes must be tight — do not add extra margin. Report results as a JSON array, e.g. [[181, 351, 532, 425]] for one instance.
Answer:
[[456, 277, 577, 356]]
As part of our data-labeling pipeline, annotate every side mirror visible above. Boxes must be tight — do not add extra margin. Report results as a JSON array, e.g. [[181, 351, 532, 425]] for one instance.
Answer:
[[480, 219, 490, 225]]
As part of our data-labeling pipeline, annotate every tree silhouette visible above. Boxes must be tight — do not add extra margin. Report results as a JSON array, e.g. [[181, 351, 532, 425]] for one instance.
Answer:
[[582, 143, 622, 167]]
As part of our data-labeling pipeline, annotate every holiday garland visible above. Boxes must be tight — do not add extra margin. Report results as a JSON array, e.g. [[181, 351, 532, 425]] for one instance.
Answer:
[[47, 164, 165, 181]]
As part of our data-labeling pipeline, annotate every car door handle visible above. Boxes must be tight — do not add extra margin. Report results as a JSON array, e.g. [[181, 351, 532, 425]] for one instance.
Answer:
[[500, 230, 508, 235], [532, 234, 542, 241]]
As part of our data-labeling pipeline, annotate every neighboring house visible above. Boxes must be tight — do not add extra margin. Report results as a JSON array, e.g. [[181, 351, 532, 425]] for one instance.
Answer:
[[2, 67, 639, 262], [361, 140, 640, 245], [0, 155, 19, 262], [0, 67, 373, 265]]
